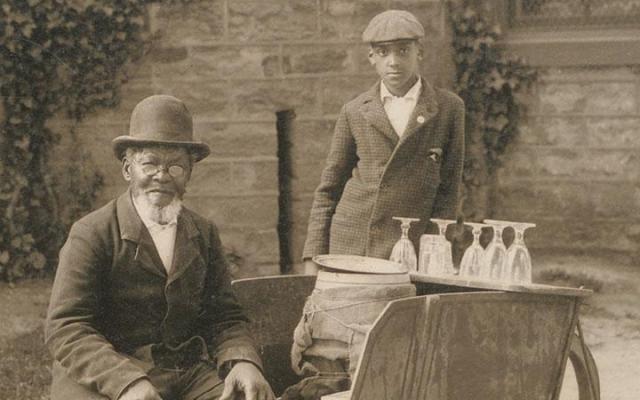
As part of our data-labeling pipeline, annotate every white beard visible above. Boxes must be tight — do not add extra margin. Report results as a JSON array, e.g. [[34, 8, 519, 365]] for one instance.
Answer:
[[134, 194, 183, 225]]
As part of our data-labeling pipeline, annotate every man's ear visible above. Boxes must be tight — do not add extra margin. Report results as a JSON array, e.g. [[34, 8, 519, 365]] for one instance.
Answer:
[[122, 158, 132, 182]]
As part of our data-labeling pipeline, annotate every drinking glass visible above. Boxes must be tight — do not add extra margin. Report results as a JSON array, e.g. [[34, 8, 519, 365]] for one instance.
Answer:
[[418, 234, 447, 276], [482, 220, 512, 282], [430, 218, 456, 275], [389, 217, 419, 272], [459, 222, 488, 279], [506, 222, 536, 283]]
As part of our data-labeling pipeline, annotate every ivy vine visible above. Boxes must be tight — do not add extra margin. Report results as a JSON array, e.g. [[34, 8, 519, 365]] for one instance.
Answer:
[[449, 1, 538, 221], [0, 0, 161, 281]]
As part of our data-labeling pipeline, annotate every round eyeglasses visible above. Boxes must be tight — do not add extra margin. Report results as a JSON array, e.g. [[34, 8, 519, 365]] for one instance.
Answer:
[[134, 160, 186, 178]]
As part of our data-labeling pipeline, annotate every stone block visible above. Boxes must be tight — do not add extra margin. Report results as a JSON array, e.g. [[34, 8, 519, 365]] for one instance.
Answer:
[[496, 182, 640, 221], [289, 221, 311, 262], [516, 117, 587, 147], [218, 228, 280, 270], [234, 262, 281, 279], [152, 80, 236, 120], [291, 197, 314, 226], [233, 79, 321, 119], [321, 76, 376, 115], [195, 121, 278, 157], [228, 1, 318, 41], [587, 117, 640, 148], [319, 0, 390, 40], [516, 116, 640, 149], [149, 1, 225, 45], [542, 66, 639, 83], [189, 158, 278, 197], [152, 45, 281, 81], [538, 82, 636, 115], [290, 119, 335, 158], [388, 0, 444, 37], [291, 161, 325, 195], [186, 194, 278, 230], [149, 47, 189, 64], [283, 45, 355, 75], [500, 147, 640, 181], [523, 219, 637, 253]]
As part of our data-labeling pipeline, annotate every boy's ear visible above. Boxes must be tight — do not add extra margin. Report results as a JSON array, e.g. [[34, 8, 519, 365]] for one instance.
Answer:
[[368, 48, 376, 65]]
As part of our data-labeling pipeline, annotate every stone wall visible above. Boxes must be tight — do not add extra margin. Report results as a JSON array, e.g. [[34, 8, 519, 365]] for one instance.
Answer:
[[496, 67, 640, 256], [51, 0, 451, 277]]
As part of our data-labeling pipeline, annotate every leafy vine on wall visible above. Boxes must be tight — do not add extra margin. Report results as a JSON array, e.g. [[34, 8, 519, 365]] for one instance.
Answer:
[[448, 1, 538, 222], [0, 0, 164, 281]]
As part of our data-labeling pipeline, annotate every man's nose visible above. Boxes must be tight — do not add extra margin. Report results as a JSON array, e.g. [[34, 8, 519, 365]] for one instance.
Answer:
[[152, 167, 173, 181]]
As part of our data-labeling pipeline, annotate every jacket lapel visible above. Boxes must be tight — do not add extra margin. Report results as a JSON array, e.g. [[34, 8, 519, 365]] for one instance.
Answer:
[[359, 82, 399, 147], [167, 210, 202, 285], [117, 191, 167, 279], [401, 79, 439, 143]]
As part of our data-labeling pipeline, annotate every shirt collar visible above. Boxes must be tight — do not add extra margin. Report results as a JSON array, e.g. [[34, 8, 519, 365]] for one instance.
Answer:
[[380, 76, 422, 102]]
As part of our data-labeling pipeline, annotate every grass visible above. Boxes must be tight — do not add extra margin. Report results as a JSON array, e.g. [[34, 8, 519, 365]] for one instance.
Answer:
[[0, 329, 51, 400], [0, 279, 52, 400], [536, 268, 605, 293]]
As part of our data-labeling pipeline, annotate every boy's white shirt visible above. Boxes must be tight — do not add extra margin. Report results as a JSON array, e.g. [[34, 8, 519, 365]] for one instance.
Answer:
[[380, 77, 422, 137]]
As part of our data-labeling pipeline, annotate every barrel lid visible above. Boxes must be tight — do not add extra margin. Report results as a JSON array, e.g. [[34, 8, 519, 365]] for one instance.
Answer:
[[312, 254, 407, 274]]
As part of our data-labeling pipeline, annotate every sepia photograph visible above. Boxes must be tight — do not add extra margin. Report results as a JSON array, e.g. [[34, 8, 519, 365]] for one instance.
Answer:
[[1, 0, 639, 399]]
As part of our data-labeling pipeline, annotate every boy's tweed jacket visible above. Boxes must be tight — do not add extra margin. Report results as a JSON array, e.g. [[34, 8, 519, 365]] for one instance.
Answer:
[[45, 191, 262, 400], [303, 78, 465, 260]]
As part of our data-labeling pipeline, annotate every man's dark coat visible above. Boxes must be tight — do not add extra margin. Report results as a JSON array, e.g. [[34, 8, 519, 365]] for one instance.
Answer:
[[45, 191, 261, 400]]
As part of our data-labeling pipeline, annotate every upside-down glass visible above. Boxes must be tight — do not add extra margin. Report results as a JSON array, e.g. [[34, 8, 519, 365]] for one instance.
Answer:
[[389, 217, 420, 272], [459, 222, 488, 279], [418, 234, 447, 276], [506, 222, 536, 284], [482, 220, 511, 281], [430, 219, 456, 275]]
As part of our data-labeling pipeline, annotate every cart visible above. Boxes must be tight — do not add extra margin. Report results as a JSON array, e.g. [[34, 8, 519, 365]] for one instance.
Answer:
[[232, 273, 599, 400]]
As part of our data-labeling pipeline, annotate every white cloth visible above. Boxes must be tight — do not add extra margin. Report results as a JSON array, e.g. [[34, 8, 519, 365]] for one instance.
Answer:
[[380, 78, 422, 137], [132, 198, 178, 273]]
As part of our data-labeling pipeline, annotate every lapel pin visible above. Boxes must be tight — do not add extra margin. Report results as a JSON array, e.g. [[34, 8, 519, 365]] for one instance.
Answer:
[[417, 115, 425, 124]]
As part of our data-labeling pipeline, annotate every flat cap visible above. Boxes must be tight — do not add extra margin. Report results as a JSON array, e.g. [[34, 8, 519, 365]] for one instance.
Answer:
[[362, 10, 425, 43]]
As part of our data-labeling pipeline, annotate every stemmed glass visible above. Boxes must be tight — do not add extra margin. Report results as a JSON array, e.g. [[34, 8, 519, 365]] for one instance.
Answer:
[[506, 222, 536, 283], [482, 220, 511, 281], [430, 218, 456, 275], [459, 222, 488, 279], [418, 234, 445, 276], [390, 217, 419, 272]]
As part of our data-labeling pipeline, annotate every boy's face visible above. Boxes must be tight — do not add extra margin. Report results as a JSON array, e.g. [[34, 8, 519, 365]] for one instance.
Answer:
[[368, 40, 422, 96]]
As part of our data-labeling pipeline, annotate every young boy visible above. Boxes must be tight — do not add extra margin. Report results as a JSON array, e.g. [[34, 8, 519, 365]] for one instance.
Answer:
[[303, 10, 465, 273]]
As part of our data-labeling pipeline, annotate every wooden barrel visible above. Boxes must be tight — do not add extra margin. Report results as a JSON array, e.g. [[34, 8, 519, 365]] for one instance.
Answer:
[[291, 267, 416, 378]]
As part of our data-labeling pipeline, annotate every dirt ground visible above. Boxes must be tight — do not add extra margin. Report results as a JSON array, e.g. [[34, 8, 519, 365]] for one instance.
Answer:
[[534, 251, 640, 400], [0, 250, 638, 399]]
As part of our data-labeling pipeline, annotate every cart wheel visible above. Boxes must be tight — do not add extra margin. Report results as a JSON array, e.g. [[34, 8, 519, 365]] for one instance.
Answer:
[[568, 327, 600, 400]]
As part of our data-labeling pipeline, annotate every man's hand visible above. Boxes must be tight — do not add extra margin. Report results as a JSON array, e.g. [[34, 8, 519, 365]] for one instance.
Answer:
[[220, 361, 275, 400], [303, 259, 319, 275], [118, 379, 162, 400]]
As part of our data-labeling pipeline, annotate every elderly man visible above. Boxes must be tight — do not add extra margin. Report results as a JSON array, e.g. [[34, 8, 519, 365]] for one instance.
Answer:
[[45, 95, 274, 400]]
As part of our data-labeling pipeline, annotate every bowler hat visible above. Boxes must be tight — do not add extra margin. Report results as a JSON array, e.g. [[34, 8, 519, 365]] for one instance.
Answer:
[[362, 10, 425, 43], [112, 95, 210, 162]]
